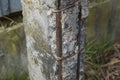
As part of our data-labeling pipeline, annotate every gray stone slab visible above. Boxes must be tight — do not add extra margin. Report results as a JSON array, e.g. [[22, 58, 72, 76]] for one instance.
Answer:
[[0, 0, 22, 17]]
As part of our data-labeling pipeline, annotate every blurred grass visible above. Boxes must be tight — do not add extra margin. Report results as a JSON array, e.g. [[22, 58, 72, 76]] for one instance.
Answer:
[[85, 38, 115, 68], [0, 12, 29, 80], [85, 38, 115, 80], [0, 71, 29, 80]]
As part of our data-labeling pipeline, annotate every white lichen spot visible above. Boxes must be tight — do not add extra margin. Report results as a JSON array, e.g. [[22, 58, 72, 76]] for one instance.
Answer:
[[47, 9, 52, 16], [33, 51, 39, 58], [38, 59, 43, 64], [40, 53, 44, 57]]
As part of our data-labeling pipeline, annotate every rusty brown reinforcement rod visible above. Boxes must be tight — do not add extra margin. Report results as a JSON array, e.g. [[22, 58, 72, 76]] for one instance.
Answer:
[[56, 0, 62, 80]]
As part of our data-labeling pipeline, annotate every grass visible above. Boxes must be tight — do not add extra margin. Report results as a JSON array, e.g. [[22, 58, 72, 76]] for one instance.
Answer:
[[85, 38, 116, 80], [86, 38, 115, 65], [0, 71, 29, 80], [0, 12, 29, 80]]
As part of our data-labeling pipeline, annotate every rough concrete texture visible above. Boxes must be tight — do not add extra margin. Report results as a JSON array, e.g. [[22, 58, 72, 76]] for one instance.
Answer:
[[21, 0, 88, 80]]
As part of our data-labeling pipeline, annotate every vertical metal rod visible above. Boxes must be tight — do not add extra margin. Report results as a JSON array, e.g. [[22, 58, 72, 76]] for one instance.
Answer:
[[56, 0, 62, 80]]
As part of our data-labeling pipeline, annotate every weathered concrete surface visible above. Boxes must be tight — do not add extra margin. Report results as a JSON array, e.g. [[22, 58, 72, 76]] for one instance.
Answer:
[[21, 0, 88, 80]]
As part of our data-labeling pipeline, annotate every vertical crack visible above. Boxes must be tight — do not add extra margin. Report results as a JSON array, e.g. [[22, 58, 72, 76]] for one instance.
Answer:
[[76, 2, 82, 80]]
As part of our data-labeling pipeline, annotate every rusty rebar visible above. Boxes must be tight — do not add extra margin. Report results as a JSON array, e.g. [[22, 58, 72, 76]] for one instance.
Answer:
[[56, 0, 62, 80]]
